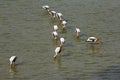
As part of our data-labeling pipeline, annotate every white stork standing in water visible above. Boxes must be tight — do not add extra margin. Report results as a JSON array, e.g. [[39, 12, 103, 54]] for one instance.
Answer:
[[60, 37, 65, 45], [42, 5, 49, 10], [75, 28, 80, 38], [42, 5, 51, 14], [53, 45, 62, 59], [50, 11, 56, 19], [42, 5, 50, 12], [53, 25, 58, 31], [53, 37, 65, 59], [52, 31, 58, 40], [86, 37, 100, 43], [61, 20, 67, 31], [56, 12, 63, 23], [9, 56, 17, 68]]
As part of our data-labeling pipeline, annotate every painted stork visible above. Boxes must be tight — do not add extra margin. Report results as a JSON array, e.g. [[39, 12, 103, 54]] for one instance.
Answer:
[[86, 37, 100, 43], [75, 28, 80, 37], [61, 20, 67, 31], [42, 5, 50, 12], [52, 31, 58, 40], [56, 12, 63, 22], [53, 45, 62, 59], [60, 37, 65, 45], [9, 56, 17, 68], [53, 25, 58, 31], [50, 11, 56, 19]]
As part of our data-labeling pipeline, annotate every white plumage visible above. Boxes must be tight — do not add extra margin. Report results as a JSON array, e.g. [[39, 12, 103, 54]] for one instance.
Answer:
[[42, 5, 50, 10], [42, 5, 51, 14], [56, 13, 62, 17], [60, 37, 65, 45], [56, 12, 63, 21], [52, 31, 58, 40], [62, 20, 67, 25], [53, 25, 58, 31], [9, 56, 17, 64], [50, 11, 56, 18], [87, 37, 100, 43], [75, 28, 80, 37], [75, 28, 80, 33], [53, 46, 62, 59], [61, 20, 67, 28], [53, 37, 65, 59], [55, 47, 61, 54]]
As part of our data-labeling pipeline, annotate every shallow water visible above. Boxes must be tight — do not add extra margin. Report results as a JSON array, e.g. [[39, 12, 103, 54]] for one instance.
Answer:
[[0, 0, 120, 80]]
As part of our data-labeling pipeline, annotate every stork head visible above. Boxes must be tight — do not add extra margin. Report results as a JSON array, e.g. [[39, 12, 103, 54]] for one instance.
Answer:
[[96, 38, 100, 43]]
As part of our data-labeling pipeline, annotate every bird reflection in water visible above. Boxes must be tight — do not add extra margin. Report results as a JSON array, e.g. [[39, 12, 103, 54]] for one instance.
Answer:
[[9, 66, 17, 79], [52, 38, 58, 46], [54, 57, 62, 69], [87, 43, 102, 53]]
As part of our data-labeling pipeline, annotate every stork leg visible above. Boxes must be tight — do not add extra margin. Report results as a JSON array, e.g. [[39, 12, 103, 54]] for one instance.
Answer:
[[10, 63, 13, 68]]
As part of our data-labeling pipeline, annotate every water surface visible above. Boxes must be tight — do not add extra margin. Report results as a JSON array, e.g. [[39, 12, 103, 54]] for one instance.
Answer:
[[0, 0, 120, 80]]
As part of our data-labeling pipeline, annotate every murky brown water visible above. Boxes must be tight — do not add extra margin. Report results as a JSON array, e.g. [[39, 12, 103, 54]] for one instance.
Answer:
[[0, 0, 120, 80]]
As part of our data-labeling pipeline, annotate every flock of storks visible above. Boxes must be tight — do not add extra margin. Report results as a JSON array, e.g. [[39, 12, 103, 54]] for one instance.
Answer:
[[9, 5, 101, 69]]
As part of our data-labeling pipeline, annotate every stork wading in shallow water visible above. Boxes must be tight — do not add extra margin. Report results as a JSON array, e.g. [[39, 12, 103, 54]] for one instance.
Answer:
[[61, 20, 67, 31], [60, 37, 65, 45], [42, 5, 49, 10], [50, 11, 57, 20], [75, 28, 80, 38], [52, 31, 58, 40], [53, 44, 62, 59], [42, 5, 50, 13], [53, 25, 58, 31], [56, 12, 63, 23], [86, 37, 100, 43], [9, 56, 17, 68], [53, 37, 65, 59]]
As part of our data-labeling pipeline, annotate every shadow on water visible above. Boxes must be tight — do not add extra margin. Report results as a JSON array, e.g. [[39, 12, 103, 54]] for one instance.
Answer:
[[9, 61, 25, 73], [9, 61, 26, 79], [52, 38, 58, 46], [15, 61, 26, 66], [63, 43, 74, 47], [74, 33, 88, 42], [92, 65, 120, 80]]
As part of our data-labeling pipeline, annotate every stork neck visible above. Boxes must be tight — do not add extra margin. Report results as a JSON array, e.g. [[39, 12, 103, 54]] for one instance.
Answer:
[[60, 44, 63, 48]]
